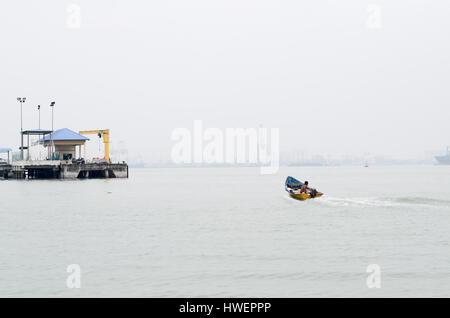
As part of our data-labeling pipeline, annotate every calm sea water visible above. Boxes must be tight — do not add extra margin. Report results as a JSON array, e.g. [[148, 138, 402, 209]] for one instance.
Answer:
[[1, 166, 449, 297]]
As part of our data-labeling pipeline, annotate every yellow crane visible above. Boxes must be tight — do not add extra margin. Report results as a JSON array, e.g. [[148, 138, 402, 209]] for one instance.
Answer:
[[79, 129, 111, 163]]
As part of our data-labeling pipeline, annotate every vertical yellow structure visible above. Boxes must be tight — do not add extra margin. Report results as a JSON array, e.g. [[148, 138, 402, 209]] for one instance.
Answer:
[[78, 129, 110, 163]]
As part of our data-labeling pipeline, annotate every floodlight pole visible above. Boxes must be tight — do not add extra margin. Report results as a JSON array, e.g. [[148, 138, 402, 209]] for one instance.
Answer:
[[50, 102, 55, 160], [17, 97, 26, 160], [38, 105, 41, 129]]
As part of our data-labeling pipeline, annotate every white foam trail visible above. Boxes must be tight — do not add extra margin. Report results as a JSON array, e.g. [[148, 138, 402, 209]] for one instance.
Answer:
[[316, 196, 450, 208], [318, 197, 402, 207]]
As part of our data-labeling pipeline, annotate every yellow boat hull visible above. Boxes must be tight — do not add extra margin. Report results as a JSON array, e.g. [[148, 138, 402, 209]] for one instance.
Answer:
[[288, 192, 323, 201]]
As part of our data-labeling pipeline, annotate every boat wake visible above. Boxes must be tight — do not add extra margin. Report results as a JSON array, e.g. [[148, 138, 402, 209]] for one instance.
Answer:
[[317, 196, 450, 208], [387, 197, 450, 207]]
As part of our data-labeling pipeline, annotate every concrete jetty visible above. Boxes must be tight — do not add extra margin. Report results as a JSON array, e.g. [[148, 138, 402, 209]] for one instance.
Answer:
[[0, 161, 128, 180], [1, 126, 129, 180]]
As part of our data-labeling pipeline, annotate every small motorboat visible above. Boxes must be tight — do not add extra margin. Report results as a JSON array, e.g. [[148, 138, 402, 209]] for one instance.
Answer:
[[285, 176, 323, 200]]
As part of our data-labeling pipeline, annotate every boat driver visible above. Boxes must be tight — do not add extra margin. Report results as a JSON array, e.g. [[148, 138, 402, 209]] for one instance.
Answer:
[[300, 181, 310, 194]]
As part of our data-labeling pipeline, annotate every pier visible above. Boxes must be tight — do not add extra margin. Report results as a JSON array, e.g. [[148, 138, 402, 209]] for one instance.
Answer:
[[0, 161, 128, 180], [2, 101, 129, 181], [1, 128, 128, 180]]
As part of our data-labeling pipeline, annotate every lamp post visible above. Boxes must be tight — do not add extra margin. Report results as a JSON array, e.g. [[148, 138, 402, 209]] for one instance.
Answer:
[[17, 97, 26, 160], [37, 105, 41, 129], [50, 102, 55, 160]]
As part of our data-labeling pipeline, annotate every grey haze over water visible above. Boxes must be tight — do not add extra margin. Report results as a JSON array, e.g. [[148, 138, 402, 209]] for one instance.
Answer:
[[1, 1, 449, 298], [1, 1, 450, 161], [1, 166, 450, 297]]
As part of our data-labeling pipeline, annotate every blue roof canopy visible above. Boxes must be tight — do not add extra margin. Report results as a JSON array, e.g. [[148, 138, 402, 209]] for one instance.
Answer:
[[41, 128, 89, 142], [0, 148, 12, 153]]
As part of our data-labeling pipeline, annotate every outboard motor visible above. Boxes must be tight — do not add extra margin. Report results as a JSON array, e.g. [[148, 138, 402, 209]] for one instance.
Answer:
[[310, 189, 317, 198]]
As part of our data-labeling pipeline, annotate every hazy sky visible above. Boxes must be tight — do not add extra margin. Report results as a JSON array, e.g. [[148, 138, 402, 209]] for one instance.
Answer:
[[1, 1, 449, 160]]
